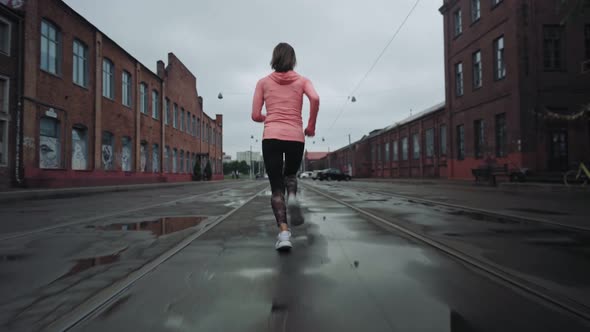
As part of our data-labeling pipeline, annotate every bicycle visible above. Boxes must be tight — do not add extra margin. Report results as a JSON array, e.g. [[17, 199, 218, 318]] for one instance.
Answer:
[[563, 162, 590, 186]]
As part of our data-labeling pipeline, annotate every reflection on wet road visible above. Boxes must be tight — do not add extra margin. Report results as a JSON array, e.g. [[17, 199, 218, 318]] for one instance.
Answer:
[[75, 188, 589, 332]]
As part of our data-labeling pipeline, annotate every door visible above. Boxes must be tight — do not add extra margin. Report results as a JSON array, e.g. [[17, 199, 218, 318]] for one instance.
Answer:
[[548, 129, 568, 171]]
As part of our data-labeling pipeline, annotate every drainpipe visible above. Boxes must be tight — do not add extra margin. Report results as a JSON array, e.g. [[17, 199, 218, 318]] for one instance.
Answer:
[[14, 14, 24, 186]]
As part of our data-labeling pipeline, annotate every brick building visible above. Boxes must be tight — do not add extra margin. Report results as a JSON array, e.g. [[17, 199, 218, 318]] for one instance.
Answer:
[[328, 0, 590, 181], [5, 0, 223, 188], [302, 151, 328, 172], [440, 0, 590, 179], [0, 3, 22, 189]]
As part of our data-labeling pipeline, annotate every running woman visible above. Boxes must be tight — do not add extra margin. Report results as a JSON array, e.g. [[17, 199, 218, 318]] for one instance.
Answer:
[[251, 42, 320, 250]]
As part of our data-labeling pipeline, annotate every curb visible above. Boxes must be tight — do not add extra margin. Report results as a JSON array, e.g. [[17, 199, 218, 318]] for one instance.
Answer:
[[0, 180, 227, 203]]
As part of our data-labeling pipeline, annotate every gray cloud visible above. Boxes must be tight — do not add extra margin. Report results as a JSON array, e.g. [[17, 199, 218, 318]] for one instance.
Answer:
[[64, 0, 445, 157]]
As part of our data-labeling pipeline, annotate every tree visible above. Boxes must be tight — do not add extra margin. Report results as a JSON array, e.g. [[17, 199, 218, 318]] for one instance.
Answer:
[[193, 160, 202, 181], [204, 160, 212, 181], [238, 160, 250, 175]]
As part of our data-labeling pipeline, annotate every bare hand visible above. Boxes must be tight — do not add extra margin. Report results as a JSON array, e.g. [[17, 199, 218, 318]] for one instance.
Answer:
[[305, 127, 315, 137]]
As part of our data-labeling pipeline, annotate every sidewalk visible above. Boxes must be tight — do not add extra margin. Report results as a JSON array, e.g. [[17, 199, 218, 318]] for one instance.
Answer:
[[0, 180, 229, 203], [354, 177, 590, 193]]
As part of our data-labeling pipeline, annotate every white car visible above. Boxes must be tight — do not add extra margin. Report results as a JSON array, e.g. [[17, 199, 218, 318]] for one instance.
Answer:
[[299, 171, 313, 179]]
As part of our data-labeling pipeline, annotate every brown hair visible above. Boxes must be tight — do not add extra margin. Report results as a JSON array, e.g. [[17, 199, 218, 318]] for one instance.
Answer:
[[270, 43, 297, 72]]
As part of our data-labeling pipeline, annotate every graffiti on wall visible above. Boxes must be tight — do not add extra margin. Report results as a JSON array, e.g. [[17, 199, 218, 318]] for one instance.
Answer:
[[152, 147, 159, 173], [40, 136, 60, 169], [122, 144, 132, 172], [140, 144, 147, 172], [102, 144, 113, 170], [72, 129, 87, 170]]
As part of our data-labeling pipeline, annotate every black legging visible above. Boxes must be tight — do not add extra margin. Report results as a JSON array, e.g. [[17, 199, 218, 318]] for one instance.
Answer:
[[262, 139, 305, 227]]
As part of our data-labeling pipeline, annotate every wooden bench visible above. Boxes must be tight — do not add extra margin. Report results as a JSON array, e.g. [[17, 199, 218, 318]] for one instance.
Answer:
[[472, 164, 509, 186]]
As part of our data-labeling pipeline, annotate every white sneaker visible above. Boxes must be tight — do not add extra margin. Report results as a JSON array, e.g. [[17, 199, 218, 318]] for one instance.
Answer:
[[287, 195, 305, 226], [275, 230, 293, 251]]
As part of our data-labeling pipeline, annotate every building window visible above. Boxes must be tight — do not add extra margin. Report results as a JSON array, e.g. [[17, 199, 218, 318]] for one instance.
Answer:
[[495, 113, 507, 157], [71, 126, 88, 170], [181, 108, 185, 132], [471, 0, 480, 22], [402, 137, 409, 161], [473, 50, 482, 88], [172, 148, 178, 173], [101, 131, 114, 170], [165, 98, 170, 125], [40, 117, 61, 169], [393, 140, 399, 161], [457, 125, 465, 160], [173, 103, 178, 128], [0, 119, 6, 165], [152, 144, 159, 173], [197, 118, 201, 138], [180, 150, 185, 173], [152, 90, 159, 119], [122, 136, 133, 172], [585, 25, 590, 60], [543, 25, 564, 71], [412, 133, 420, 160], [164, 146, 170, 173], [140, 142, 148, 172], [455, 62, 464, 96], [494, 36, 506, 80], [140, 83, 148, 114], [440, 125, 448, 156], [425, 128, 434, 158], [72, 40, 88, 87], [193, 115, 197, 137], [41, 20, 60, 75], [0, 77, 8, 165], [122, 71, 132, 107], [474, 120, 485, 159], [0, 18, 11, 55], [377, 144, 381, 162], [454, 8, 462, 37], [492, 0, 503, 8], [187, 112, 191, 134], [102, 59, 114, 99], [385, 142, 390, 162]]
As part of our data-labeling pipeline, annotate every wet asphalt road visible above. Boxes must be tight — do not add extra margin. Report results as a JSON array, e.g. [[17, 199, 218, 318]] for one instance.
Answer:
[[74, 186, 590, 332]]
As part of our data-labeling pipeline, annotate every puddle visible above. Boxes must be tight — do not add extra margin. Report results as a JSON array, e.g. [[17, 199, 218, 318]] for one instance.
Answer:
[[60, 249, 125, 280], [89, 216, 207, 237], [0, 254, 29, 262], [506, 207, 569, 216]]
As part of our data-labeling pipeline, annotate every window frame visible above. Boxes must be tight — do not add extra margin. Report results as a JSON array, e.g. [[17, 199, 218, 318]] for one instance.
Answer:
[[102, 58, 114, 100], [472, 50, 483, 89], [121, 136, 133, 172], [71, 125, 89, 170], [152, 90, 159, 120], [39, 116, 62, 169], [543, 25, 565, 72], [412, 133, 420, 160], [164, 98, 170, 125], [402, 137, 409, 161], [474, 119, 485, 159], [457, 125, 465, 160], [173, 103, 178, 128], [455, 62, 464, 96], [454, 8, 463, 37], [40, 20, 61, 75], [0, 16, 12, 56], [72, 39, 88, 88], [140, 83, 148, 114], [101, 131, 115, 171], [471, 0, 481, 23], [122, 71, 132, 107], [440, 125, 448, 156], [495, 113, 507, 157], [494, 35, 506, 80], [425, 128, 435, 158]]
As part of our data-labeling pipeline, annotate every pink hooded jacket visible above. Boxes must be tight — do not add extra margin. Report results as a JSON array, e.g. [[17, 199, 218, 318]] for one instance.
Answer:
[[251, 71, 320, 143]]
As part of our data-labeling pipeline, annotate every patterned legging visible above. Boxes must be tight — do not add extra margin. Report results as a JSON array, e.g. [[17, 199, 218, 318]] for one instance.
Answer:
[[262, 139, 305, 227]]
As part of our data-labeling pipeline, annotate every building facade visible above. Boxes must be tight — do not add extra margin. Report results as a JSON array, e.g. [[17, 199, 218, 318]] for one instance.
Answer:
[[4, 0, 223, 188], [328, 1, 590, 181], [440, 0, 590, 179], [236, 151, 261, 166], [0, 4, 22, 189]]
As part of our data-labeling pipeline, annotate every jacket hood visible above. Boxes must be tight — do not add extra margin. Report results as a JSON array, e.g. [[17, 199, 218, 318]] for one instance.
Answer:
[[269, 71, 301, 85]]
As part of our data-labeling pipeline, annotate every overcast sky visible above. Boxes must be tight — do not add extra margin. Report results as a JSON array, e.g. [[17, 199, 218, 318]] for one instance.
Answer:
[[64, 0, 445, 159]]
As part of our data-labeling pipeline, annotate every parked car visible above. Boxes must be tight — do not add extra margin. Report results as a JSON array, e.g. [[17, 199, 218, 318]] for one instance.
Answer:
[[311, 169, 328, 180], [318, 168, 352, 181], [299, 171, 313, 179]]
